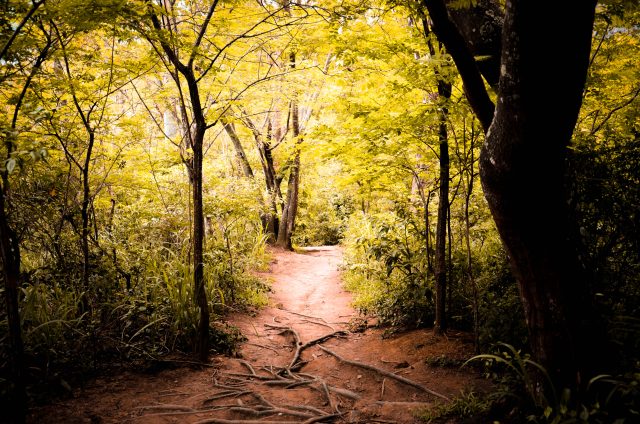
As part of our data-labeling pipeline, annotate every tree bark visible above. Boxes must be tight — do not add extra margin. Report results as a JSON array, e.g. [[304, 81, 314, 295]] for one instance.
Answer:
[[276, 52, 301, 250], [221, 117, 254, 179], [276, 110, 301, 250], [422, 0, 495, 131], [425, 0, 607, 389], [240, 114, 282, 243], [0, 188, 26, 423], [146, 3, 213, 360], [433, 80, 452, 335], [184, 69, 210, 362], [446, 0, 503, 89], [80, 130, 94, 306], [479, 0, 605, 389]]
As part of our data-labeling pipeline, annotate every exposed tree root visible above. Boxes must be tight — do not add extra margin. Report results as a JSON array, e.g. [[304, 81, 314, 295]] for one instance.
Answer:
[[194, 419, 300, 424], [184, 322, 444, 424], [264, 325, 348, 371], [318, 346, 450, 401], [277, 308, 331, 324], [244, 342, 280, 354], [138, 404, 196, 411], [228, 406, 315, 419], [299, 319, 335, 331], [194, 416, 340, 424]]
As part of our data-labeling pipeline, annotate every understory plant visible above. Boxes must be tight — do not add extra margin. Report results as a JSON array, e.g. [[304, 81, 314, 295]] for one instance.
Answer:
[[343, 210, 433, 327], [466, 343, 640, 423], [0, 177, 271, 403]]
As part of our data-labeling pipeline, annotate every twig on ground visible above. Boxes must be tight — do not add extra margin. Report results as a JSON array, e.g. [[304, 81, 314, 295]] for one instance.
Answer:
[[283, 404, 329, 416], [322, 384, 361, 400], [142, 405, 234, 417], [300, 331, 348, 351], [375, 401, 433, 406], [225, 372, 273, 380], [302, 413, 342, 423], [321, 381, 337, 412]]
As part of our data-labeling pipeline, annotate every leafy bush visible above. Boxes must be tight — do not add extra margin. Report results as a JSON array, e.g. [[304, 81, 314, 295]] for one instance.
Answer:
[[294, 190, 354, 246], [418, 390, 492, 423], [342, 205, 527, 350], [467, 343, 640, 423], [343, 210, 433, 327], [0, 170, 272, 401]]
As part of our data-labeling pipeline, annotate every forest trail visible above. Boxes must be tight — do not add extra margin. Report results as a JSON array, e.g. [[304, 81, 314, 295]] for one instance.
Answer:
[[30, 246, 484, 424]]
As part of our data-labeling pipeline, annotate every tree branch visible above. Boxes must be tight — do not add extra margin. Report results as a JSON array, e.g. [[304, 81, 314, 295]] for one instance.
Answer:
[[422, 0, 495, 132], [0, 0, 45, 61], [188, 0, 220, 67]]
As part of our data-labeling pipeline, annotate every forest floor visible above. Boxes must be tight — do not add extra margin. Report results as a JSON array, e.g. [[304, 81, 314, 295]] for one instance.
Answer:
[[28, 246, 487, 424]]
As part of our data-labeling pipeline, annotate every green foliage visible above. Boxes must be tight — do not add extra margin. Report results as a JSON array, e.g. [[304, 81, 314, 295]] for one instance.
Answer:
[[467, 344, 640, 423], [474, 248, 528, 350], [343, 209, 434, 327], [342, 202, 526, 348], [418, 390, 492, 423], [0, 1, 638, 420], [570, 9, 640, 370], [293, 160, 355, 246]]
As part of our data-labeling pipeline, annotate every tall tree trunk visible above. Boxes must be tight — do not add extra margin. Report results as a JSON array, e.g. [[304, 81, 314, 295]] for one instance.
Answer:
[[276, 123, 301, 249], [192, 136, 209, 360], [276, 52, 301, 250], [221, 117, 254, 179], [479, 0, 605, 389], [424, 0, 608, 388], [185, 70, 210, 362], [463, 121, 480, 353], [146, 1, 215, 360], [433, 80, 451, 334], [0, 187, 26, 423], [240, 115, 282, 243], [81, 130, 94, 308]]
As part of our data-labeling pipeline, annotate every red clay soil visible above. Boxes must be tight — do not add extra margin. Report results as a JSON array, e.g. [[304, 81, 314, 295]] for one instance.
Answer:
[[28, 246, 486, 424]]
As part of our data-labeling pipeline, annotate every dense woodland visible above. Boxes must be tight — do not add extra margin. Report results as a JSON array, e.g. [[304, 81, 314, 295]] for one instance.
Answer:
[[1, 0, 639, 422]]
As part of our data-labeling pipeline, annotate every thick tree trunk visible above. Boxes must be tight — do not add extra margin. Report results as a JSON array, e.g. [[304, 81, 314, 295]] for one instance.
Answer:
[[479, 0, 604, 389], [425, 0, 608, 389], [433, 81, 451, 335], [0, 188, 26, 423]]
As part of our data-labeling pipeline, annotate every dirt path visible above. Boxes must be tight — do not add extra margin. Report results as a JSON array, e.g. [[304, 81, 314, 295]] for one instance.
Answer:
[[30, 246, 484, 424]]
